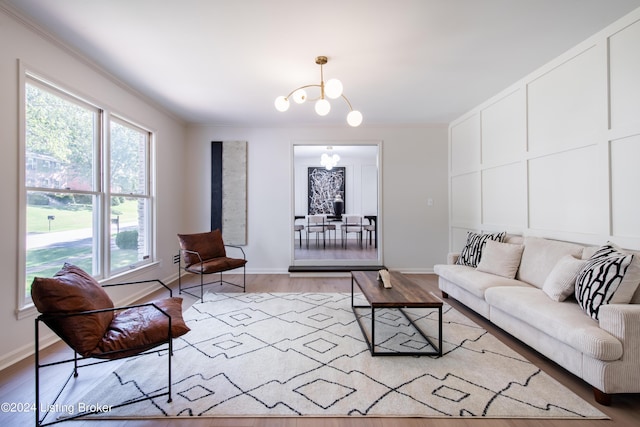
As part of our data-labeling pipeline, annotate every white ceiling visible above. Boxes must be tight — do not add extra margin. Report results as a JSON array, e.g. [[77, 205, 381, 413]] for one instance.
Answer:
[[4, 0, 640, 127]]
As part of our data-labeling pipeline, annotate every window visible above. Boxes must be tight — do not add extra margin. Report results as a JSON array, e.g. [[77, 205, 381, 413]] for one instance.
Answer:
[[109, 119, 152, 272], [20, 74, 154, 310]]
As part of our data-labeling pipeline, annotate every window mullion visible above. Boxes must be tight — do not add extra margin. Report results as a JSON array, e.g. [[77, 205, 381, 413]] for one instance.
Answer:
[[97, 110, 108, 279]]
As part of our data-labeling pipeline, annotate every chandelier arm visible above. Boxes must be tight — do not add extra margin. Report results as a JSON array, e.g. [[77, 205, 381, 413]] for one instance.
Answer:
[[285, 84, 321, 100], [340, 93, 355, 111]]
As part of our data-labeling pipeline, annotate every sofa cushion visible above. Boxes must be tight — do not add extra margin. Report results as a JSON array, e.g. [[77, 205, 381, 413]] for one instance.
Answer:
[[93, 297, 190, 359], [476, 240, 524, 279], [455, 231, 506, 267], [485, 287, 623, 361], [542, 255, 589, 301], [504, 235, 524, 245], [434, 264, 530, 299], [178, 229, 227, 267], [31, 263, 114, 355], [575, 243, 640, 319], [516, 237, 585, 288]]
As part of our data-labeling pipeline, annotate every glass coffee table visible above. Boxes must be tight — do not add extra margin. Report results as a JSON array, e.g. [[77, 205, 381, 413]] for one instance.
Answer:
[[351, 270, 443, 356]]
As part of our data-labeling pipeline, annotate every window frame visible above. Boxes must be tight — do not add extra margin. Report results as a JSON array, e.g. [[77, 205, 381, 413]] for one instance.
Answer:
[[17, 66, 156, 318], [107, 115, 154, 275]]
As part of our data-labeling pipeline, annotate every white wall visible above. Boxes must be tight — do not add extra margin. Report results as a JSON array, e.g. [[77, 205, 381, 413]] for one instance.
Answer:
[[448, 8, 640, 252], [185, 125, 449, 274], [0, 9, 187, 369], [0, 5, 449, 370]]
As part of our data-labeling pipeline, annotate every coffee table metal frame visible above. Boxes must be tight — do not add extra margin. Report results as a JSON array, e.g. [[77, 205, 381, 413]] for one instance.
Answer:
[[351, 270, 443, 357]]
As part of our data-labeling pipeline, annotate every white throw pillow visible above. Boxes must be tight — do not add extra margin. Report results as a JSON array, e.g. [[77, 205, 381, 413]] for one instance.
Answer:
[[575, 242, 639, 320], [476, 240, 524, 279], [542, 255, 588, 302]]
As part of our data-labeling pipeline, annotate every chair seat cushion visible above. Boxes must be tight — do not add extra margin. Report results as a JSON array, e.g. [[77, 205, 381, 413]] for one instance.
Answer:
[[185, 257, 247, 274], [93, 297, 190, 359], [31, 263, 114, 355]]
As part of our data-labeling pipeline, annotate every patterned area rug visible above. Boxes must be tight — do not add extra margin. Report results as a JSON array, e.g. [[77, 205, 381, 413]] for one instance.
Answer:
[[75, 292, 606, 419]]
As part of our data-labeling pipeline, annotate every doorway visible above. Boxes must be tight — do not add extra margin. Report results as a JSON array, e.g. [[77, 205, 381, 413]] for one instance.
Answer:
[[291, 142, 382, 269]]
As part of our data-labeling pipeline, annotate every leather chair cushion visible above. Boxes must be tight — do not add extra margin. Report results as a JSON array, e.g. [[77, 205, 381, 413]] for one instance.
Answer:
[[93, 297, 190, 359], [31, 263, 114, 355], [185, 257, 247, 274], [178, 229, 227, 267]]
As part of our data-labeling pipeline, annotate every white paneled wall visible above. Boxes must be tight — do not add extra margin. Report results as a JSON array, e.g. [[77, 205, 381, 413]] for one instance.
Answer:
[[611, 135, 640, 239], [481, 163, 526, 229], [448, 8, 640, 252], [527, 45, 606, 153], [450, 114, 480, 175], [609, 20, 640, 132], [480, 90, 526, 166]]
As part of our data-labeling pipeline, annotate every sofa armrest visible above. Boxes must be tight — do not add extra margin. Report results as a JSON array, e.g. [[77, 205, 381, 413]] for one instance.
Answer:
[[598, 304, 640, 362], [447, 252, 460, 265]]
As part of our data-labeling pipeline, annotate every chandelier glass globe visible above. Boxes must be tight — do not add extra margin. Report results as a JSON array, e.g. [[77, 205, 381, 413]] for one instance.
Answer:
[[274, 96, 290, 112], [347, 110, 363, 127], [315, 99, 331, 116], [324, 78, 343, 99], [292, 88, 307, 104]]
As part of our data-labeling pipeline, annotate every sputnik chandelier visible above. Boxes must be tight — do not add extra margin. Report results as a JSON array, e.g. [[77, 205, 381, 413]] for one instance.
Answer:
[[320, 146, 340, 170], [274, 56, 363, 127]]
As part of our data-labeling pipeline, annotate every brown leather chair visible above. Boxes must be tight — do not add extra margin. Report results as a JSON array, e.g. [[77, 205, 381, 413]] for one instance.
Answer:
[[31, 263, 190, 427], [176, 229, 247, 301]]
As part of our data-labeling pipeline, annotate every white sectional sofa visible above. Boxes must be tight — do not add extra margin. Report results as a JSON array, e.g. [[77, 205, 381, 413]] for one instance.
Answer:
[[434, 234, 640, 405]]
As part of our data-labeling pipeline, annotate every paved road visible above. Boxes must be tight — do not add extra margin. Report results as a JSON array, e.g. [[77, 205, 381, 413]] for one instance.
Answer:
[[27, 223, 136, 249]]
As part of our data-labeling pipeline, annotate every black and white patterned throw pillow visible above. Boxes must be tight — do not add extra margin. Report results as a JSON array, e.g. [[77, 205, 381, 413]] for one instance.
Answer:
[[575, 243, 634, 320], [456, 231, 506, 268]]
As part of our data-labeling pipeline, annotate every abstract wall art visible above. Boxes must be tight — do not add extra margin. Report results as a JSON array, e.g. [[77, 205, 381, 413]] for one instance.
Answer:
[[211, 141, 247, 245], [307, 167, 345, 215]]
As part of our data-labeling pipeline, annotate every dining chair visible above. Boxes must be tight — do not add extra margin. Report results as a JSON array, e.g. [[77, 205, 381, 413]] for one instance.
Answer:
[[306, 215, 328, 248], [342, 215, 364, 248]]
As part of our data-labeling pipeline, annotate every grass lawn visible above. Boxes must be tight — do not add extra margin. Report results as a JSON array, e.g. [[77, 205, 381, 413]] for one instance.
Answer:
[[27, 199, 139, 233], [25, 199, 142, 292]]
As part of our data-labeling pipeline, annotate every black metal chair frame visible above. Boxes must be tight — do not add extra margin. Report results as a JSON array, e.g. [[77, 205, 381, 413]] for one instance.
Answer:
[[35, 279, 174, 427], [294, 221, 305, 248], [174, 245, 246, 301]]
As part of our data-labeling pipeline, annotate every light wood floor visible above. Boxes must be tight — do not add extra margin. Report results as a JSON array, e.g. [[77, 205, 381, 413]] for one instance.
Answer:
[[2, 274, 638, 427]]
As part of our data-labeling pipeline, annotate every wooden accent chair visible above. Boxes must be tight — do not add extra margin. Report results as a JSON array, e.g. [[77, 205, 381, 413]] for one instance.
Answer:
[[31, 263, 190, 427], [176, 229, 247, 301]]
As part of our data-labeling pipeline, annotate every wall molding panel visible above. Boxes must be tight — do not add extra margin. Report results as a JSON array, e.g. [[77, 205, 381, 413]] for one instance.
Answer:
[[448, 7, 640, 252]]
